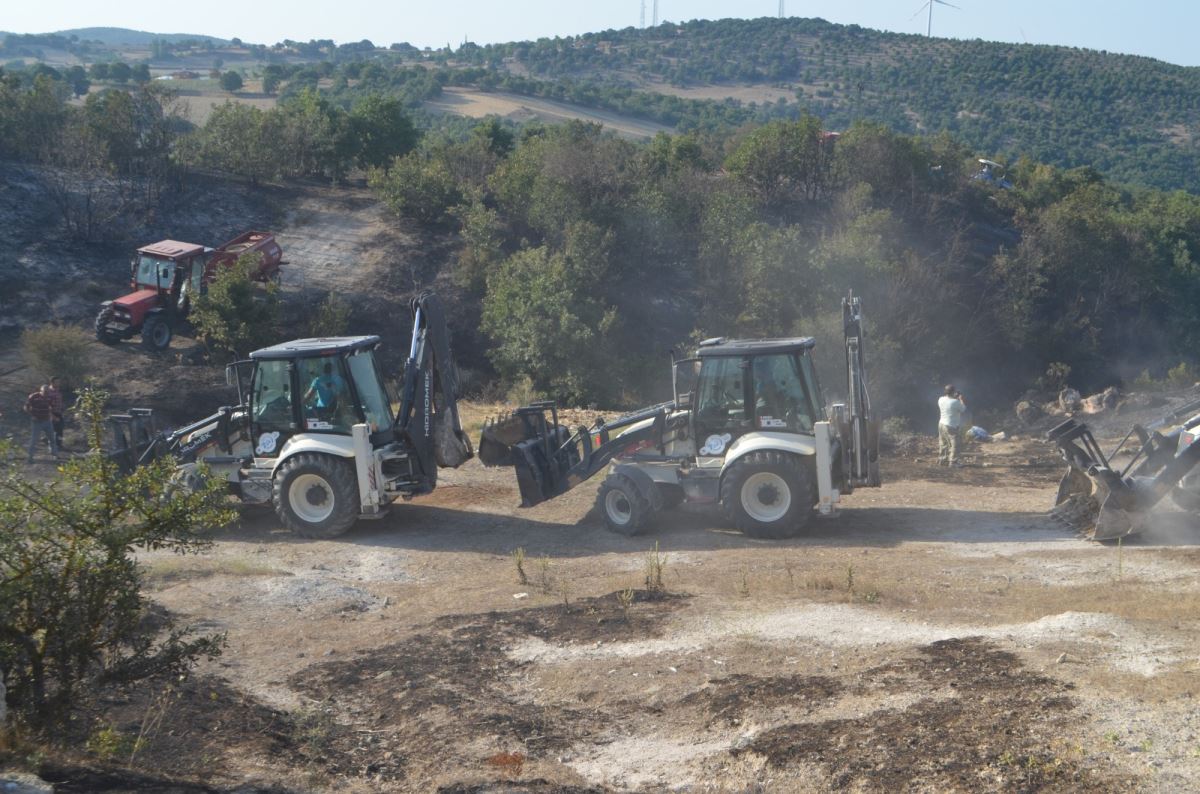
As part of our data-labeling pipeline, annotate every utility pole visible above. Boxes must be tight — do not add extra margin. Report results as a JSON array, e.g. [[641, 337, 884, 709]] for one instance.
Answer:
[[640, 0, 646, 28], [779, 0, 785, 18], [652, 0, 659, 26]]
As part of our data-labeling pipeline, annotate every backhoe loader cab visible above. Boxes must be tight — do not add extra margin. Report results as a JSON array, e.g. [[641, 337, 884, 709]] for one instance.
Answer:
[[246, 337, 396, 449], [481, 292, 881, 540], [106, 293, 473, 539]]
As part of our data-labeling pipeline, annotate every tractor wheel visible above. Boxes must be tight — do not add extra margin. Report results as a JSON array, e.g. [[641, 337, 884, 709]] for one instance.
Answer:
[[273, 453, 360, 538], [597, 473, 652, 536], [94, 306, 119, 344], [721, 451, 813, 539], [141, 316, 173, 351]]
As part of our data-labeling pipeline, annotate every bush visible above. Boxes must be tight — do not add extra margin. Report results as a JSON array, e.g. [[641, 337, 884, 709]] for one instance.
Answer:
[[0, 389, 231, 729], [20, 324, 92, 387], [190, 254, 281, 359], [1167, 361, 1198, 388], [308, 292, 351, 338]]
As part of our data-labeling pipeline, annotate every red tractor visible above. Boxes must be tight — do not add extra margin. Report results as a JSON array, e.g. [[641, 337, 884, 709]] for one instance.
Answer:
[[95, 231, 284, 351]]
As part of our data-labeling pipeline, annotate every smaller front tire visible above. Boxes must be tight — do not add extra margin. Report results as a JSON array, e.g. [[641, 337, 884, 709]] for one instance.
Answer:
[[142, 316, 173, 351], [95, 306, 120, 344], [597, 473, 653, 536], [273, 453, 360, 538]]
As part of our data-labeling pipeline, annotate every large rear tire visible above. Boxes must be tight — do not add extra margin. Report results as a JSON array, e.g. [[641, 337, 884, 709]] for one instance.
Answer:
[[721, 451, 813, 539], [273, 453, 360, 538], [94, 306, 119, 344], [142, 316, 172, 351], [597, 473, 652, 536]]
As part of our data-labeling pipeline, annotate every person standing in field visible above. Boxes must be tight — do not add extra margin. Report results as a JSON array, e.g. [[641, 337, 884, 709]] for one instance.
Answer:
[[24, 383, 59, 463], [937, 384, 966, 467], [47, 376, 65, 449]]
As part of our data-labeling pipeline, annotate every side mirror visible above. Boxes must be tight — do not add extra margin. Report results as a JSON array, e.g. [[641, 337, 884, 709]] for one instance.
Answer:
[[225, 365, 235, 387], [677, 391, 693, 410]]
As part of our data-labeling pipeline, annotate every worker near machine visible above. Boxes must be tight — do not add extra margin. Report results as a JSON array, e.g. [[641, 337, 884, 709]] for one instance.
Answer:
[[24, 383, 59, 463], [46, 376, 65, 449], [937, 384, 966, 466], [304, 362, 348, 419]]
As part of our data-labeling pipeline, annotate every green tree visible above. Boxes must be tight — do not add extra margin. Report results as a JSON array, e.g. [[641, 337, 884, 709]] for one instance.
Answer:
[[188, 101, 277, 182], [725, 116, 828, 206], [220, 70, 243, 92], [190, 255, 281, 358], [482, 222, 621, 404], [369, 151, 462, 224], [108, 61, 131, 83], [131, 63, 151, 84], [0, 389, 230, 727], [348, 94, 419, 170]]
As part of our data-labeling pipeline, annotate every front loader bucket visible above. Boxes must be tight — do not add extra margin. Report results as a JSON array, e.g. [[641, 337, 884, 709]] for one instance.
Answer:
[[479, 404, 583, 507], [1046, 418, 1139, 541]]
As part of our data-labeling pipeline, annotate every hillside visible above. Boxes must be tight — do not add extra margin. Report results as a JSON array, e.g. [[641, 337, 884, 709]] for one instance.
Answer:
[[3, 27, 228, 45], [464, 17, 1200, 192]]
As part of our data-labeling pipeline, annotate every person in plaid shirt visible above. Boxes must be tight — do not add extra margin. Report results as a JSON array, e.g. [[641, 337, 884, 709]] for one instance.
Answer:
[[24, 383, 59, 463]]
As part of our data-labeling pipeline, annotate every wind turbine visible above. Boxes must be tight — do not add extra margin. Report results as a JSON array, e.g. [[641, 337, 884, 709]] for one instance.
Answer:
[[911, 0, 959, 37]]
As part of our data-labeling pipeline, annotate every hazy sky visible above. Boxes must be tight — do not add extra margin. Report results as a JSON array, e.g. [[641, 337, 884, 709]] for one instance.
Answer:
[[7, 1, 1200, 67]]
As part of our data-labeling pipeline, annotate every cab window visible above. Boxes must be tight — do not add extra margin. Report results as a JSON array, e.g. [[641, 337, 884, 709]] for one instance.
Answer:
[[297, 357, 355, 433], [694, 356, 751, 441], [252, 359, 295, 435], [751, 354, 815, 433]]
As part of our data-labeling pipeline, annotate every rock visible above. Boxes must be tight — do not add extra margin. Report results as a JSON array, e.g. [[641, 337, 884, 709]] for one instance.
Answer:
[[1082, 386, 1120, 414], [1015, 400, 1042, 424], [1058, 388, 1083, 413], [1056, 652, 1068, 664]]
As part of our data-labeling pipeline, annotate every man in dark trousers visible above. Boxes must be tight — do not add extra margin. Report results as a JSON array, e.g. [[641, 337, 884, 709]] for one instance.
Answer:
[[24, 383, 59, 463], [46, 376, 65, 449]]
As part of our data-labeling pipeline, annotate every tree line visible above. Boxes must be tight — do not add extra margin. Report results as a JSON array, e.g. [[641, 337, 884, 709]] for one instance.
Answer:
[[6, 61, 1200, 416]]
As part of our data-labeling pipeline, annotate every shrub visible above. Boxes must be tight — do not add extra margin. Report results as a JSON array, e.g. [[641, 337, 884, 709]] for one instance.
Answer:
[[0, 389, 232, 728], [1167, 361, 1198, 388], [190, 254, 280, 359], [308, 292, 351, 338], [20, 324, 92, 386]]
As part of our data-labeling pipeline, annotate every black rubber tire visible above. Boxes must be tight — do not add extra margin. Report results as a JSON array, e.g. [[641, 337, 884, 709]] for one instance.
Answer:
[[142, 316, 172, 351], [1169, 486, 1200, 512], [597, 473, 653, 536], [720, 451, 814, 539], [657, 483, 685, 510], [272, 453, 360, 538], [94, 306, 120, 344]]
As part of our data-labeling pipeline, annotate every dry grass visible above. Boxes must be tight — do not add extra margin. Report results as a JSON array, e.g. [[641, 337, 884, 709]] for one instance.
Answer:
[[143, 555, 286, 584]]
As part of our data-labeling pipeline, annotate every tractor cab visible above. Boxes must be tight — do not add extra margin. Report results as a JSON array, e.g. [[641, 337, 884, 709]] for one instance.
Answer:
[[131, 240, 210, 312], [675, 337, 824, 457], [236, 337, 396, 458]]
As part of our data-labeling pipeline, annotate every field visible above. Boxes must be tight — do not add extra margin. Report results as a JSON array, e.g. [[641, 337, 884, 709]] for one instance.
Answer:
[[53, 432, 1200, 792], [425, 87, 672, 140], [2, 174, 1199, 792]]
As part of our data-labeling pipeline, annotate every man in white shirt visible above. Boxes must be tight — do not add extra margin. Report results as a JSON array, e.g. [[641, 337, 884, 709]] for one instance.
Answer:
[[937, 384, 966, 466]]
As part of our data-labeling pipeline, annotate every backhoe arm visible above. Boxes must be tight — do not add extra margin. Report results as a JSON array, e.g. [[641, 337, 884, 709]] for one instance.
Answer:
[[394, 292, 473, 483]]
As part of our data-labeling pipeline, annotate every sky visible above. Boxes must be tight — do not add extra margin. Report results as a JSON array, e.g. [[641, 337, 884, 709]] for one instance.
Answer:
[[6, 1, 1200, 67]]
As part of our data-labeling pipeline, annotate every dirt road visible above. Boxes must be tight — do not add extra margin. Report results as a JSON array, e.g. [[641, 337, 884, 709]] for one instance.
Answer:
[[97, 434, 1198, 792]]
